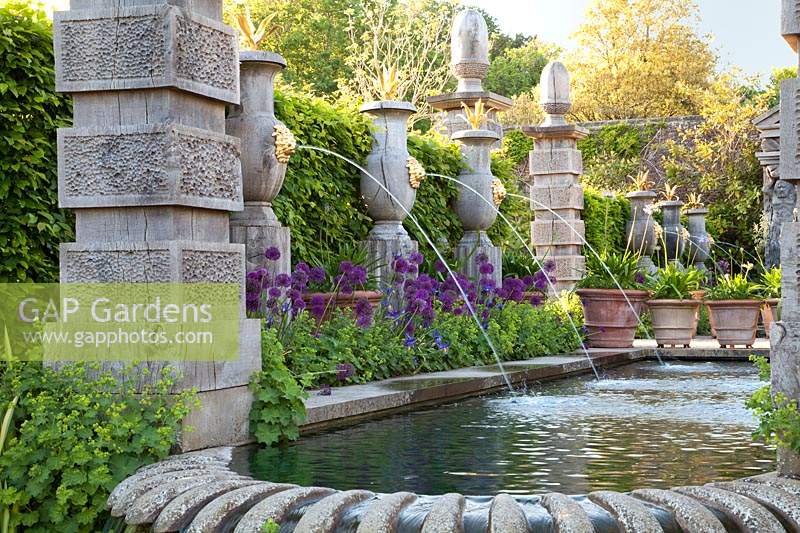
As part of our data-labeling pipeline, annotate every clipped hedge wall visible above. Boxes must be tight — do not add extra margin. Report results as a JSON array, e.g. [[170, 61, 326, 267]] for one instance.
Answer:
[[274, 87, 529, 264], [0, 3, 72, 282]]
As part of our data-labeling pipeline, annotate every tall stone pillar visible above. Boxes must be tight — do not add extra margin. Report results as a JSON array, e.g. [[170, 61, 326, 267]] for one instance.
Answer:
[[53, 0, 260, 450], [522, 62, 586, 292], [427, 9, 512, 141], [772, 0, 800, 476], [753, 106, 793, 268]]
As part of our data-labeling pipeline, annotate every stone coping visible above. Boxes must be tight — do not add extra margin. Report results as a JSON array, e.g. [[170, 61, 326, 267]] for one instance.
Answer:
[[301, 336, 770, 432], [107, 448, 793, 532]]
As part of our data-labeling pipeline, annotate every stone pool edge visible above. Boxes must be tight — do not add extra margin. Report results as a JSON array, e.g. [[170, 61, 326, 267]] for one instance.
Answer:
[[301, 338, 770, 433]]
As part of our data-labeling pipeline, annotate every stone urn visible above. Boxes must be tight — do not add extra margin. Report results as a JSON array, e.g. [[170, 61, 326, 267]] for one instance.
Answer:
[[647, 299, 701, 348], [625, 190, 657, 272], [226, 51, 292, 274], [686, 207, 711, 268], [705, 300, 762, 348], [576, 288, 649, 348], [452, 128, 502, 282], [359, 101, 419, 283], [660, 200, 686, 262]]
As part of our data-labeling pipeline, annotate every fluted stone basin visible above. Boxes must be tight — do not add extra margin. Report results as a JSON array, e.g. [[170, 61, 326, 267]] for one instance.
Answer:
[[107, 448, 800, 532]]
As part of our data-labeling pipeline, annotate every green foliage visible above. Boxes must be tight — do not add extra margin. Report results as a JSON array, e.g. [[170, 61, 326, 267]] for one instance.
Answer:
[[488, 152, 530, 251], [250, 329, 308, 447], [0, 363, 195, 532], [747, 355, 800, 451], [647, 263, 703, 300], [273, 302, 581, 390], [500, 129, 533, 166], [760, 267, 781, 300], [762, 67, 796, 110], [706, 272, 760, 300], [583, 189, 631, 255], [577, 249, 644, 291], [579, 123, 656, 192], [484, 39, 559, 97], [0, 3, 73, 282]]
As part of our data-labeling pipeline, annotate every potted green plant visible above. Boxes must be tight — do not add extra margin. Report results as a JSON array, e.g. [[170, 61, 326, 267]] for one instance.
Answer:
[[760, 266, 781, 337], [705, 270, 762, 348], [646, 263, 703, 348], [576, 250, 648, 348]]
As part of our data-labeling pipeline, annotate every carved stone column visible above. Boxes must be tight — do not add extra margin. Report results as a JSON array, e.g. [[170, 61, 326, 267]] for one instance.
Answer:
[[427, 9, 511, 141], [773, 0, 800, 476], [53, 0, 260, 450], [227, 51, 292, 276], [686, 208, 710, 268], [522, 62, 586, 292], [754, 106, 790, 268]]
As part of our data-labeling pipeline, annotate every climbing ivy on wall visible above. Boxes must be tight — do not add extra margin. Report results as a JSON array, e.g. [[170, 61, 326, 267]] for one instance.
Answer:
[[0, 3, 73, 282], [583, 188, 631, 255]]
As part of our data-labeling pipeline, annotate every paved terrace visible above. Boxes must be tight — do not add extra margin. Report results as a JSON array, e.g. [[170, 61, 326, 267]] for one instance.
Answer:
[[302, 337, 771, 431]]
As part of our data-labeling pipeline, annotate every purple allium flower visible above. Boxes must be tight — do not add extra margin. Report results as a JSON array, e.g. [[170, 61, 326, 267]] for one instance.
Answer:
[[479, 262, 494, 275], [434, 259, 448, 273], [393, 257, 409, 274], [635, 272, 646, 285], [347, 265, 367, 286], [309, 295, 326, 320], [295, 262, 310, 273], [268, 287, 282, 299], [354, 297, 372, 316], [318, 384, 332, 396], [288, 289, 302, 301], [291, 270, 309, 289], [522, 275, 535, 288], [264, 247, 281, 261], [291, 298, 306, 316], [533, 271, 548, 291], [335, 363, 355, 381], [544, 260, 556, 273], [717, 259, 731, 273], [480, 278, 496, 292], [338, 260, 354, 273], [475, 252, 489, 265], [529, 294, 543, 306], [309, 266, 326, 284], [340, 282, 354, 295], [246, 293, 260, 313], [275, 273, 292, 287], [453, 306, 465, 316]]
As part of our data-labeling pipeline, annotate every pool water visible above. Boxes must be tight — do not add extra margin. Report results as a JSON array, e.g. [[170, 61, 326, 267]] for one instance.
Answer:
[[241, 361, 774, 495]]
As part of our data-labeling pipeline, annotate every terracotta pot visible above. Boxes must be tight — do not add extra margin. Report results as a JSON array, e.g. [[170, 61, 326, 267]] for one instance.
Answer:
[[690, 290, 706, 336], [762, 298, 780, 339], [705, 300, 762, 348], [647, 299, 701, 348], [303, 290, 383, 321], [576, 288, 649, 348]]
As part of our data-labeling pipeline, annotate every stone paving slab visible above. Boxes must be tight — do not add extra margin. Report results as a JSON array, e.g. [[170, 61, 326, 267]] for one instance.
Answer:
[[302, 337, 770, 432]]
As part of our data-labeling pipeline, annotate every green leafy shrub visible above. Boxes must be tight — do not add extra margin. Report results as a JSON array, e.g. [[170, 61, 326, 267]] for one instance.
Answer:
[[500, 129, 533, 166], [647, 263, 703, 300], [760, 267, 781, 299], [706, 272, 760, 300], [0, 363, 196, 532], [583, 188, 630, 255], [249, 329, 308, 447], [0, 3, 73, 282], [577, 249, 645, 291], [747, 355, 800, 451]]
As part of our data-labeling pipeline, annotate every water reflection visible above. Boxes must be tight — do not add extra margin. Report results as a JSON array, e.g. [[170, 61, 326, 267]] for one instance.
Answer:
[[245, 361, 773, 495]]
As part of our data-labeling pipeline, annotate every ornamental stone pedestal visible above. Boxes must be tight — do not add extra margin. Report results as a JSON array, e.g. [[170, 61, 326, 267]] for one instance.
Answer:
[[686, 208, 711, 268], [625, 190, 657, 273], [660, 200, 687, 263], [54, 0, 260, 450], [227, 51, 291, 276], [427, 9, 512, 142], [773, 0, 800, 476], [453, 130, 502, 283], [359, 101, 419, 284], [523, 62, 586, 292]]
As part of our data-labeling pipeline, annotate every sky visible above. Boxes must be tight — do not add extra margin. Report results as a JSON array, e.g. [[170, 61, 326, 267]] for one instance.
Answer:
[[469, 0, 796, 82]]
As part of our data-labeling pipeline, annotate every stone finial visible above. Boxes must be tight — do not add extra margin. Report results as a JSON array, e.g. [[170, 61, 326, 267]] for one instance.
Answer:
[[540, 61, 571, 126], [451, 9, 490, 92]]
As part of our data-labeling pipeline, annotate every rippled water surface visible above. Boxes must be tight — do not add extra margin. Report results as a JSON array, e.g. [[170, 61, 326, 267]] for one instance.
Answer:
[[244, 361, 774, 495]]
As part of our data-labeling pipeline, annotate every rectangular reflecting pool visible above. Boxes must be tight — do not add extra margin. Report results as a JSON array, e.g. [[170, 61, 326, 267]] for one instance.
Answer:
[[239, 361, 774, 496]]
